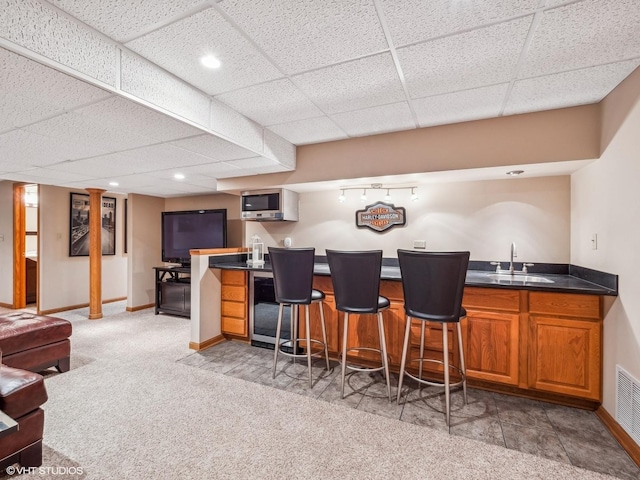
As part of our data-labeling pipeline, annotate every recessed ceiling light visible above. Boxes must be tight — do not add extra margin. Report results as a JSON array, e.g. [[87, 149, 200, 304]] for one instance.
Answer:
[[200, 55, 221, 69], [506, 170, 524, 176], [109, 181, 119, 187], [174, 173, 185, 180]]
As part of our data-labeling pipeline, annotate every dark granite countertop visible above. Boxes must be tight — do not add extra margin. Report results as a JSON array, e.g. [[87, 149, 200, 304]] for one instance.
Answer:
[[210, 256, 617, 296]]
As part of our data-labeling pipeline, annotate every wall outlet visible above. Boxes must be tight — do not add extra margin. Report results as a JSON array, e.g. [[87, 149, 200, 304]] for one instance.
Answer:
[[591, 233, 598, 250], [283, 237, 292, 248], [413, 239, 426, 249]]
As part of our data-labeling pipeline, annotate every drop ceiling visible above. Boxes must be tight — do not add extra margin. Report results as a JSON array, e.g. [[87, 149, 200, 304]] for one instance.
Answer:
[[1, 0, 639, 197]]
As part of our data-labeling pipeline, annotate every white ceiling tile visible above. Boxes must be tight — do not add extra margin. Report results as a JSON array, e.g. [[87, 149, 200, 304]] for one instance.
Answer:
[[505, 60, 640, 116], [215, 79, 324, 126], [93, 173, 158, 188], [0, 94, 64, 133], [398, 17, 533, 98], [380, 0, 540, 47], [49, 0, 205, 42], [114, 144, 214, 172], [171, 134, 257, 162], [46, 153, 153, 177], [76, 97, 203, 142], [2, 0, 116, 85], [178, 162, 243, 178], [521, 0, 640, 78], [120, 51, 210, 127], [331, 102, 416, 137], [218, 0, 388, 74], [23, 111, 156, 156], [267, 116, 348, 146], [224, 156, 274, 170], [413, 84, 509, 128], [1, 167, 97, 185], [292, 53, 405, 114], [125, 7, 282, 96], [0, 129, 92, 168], [0, 47, 112, 128], [146, 169, 218, 189]]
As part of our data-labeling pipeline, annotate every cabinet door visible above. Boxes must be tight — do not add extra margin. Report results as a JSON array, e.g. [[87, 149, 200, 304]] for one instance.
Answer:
[[160, 283, 186, 311], [528, 315, 601, 400], [221, 271, 248, 337], [462, 309, 519, 385]]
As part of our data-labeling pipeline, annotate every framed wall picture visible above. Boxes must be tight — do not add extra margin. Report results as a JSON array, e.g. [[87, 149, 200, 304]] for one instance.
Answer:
[[69, 193, 116, 256]]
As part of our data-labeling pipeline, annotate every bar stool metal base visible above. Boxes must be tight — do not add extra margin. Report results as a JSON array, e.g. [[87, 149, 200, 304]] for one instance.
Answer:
[[397, 317, 467, 427], [340, 311, 392, 401], [272, 299, 331, 389]]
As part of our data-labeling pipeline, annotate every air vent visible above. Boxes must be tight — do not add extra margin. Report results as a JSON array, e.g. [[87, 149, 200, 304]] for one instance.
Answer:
[[616, 365, 640, 445]]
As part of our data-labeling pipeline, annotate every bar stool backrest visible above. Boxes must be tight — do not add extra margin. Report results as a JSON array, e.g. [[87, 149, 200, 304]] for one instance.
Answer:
[[397, 250, 470, 323], [269, 247, 315, 305], [326, 250, 383, 314]]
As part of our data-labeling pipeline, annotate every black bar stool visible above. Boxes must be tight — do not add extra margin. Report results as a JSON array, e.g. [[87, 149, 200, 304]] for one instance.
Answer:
[[326, 249, 391, 401], [269, 247, 330, 389], [396, 249, 470, 426]]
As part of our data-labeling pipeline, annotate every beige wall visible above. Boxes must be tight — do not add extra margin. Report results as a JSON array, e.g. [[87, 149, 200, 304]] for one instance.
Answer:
[[244, 176, 570, 262], [127, 194, 164, 309], [0, 181, 13, 305], [572, 67, 640, 418], [219, 104, 600, 192], [39, 185, 127, 312]]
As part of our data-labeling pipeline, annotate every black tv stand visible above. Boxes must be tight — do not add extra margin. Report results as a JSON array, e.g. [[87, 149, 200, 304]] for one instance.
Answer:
[[154, 266, 191, 318]]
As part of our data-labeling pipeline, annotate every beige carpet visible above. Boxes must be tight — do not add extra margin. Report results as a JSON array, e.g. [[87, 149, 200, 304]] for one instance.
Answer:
[[1, 304, 618, 479]]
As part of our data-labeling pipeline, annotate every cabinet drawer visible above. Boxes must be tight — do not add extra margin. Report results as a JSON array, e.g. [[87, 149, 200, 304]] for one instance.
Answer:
[[463, 287, 520, 312], [222, 316, 247, 336], [529, 292, 600, 319], [222, 270, 246, 286], [222, 285, 246, 302], [222, 300, 246, 319]]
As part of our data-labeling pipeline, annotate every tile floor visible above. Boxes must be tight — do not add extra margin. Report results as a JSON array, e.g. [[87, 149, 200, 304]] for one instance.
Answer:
[[178, 341, 640, 480]]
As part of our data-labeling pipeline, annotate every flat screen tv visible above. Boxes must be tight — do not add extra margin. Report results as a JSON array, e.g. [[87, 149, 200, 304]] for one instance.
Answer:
[[161, 209, 227, 267]]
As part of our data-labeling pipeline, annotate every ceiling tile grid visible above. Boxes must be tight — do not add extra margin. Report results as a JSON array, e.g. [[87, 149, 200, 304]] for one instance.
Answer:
[[292, 53, 406, 115], [120, 51, 211, 128], [380, 0, 540, 48], [1, 0, 117, 85], [505, 59, 640, 115], [520, 0, 640, 78], [47, 0, 205, 43], [413, 83, 510, 128], [170, 134, 258, 162], [398, 16, 533, 99], [266, 116, 348, 146], [330, 101, 415, 137], [217, 0, 388, 74], [215, 78, 325, 126], [124, 7, 283, 96]]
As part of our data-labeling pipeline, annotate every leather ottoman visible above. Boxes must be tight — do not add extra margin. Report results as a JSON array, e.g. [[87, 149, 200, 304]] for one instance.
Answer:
[[0, 365, 48, 470], [0, 313, 72, 373]]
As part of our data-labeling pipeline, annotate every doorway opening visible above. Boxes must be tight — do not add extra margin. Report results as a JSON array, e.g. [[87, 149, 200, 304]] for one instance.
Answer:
[[13, 183, 38, 310]]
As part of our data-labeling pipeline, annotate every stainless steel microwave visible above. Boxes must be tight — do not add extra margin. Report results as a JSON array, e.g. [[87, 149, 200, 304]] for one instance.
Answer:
[[240, 188, 299, 221]]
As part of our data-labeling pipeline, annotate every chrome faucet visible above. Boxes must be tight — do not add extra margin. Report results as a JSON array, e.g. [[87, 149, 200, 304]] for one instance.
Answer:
[[509, 242, 517, 274]]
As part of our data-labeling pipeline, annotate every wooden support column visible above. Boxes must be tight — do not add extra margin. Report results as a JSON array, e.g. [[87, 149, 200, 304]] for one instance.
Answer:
[[87, 188, 105, 320]]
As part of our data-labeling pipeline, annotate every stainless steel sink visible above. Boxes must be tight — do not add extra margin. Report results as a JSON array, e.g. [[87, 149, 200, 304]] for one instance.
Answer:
[[486, 273, 554, 284]]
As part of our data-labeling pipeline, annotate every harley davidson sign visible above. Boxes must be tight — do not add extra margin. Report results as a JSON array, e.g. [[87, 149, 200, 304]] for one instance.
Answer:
[[356, 202, 406, 232]]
